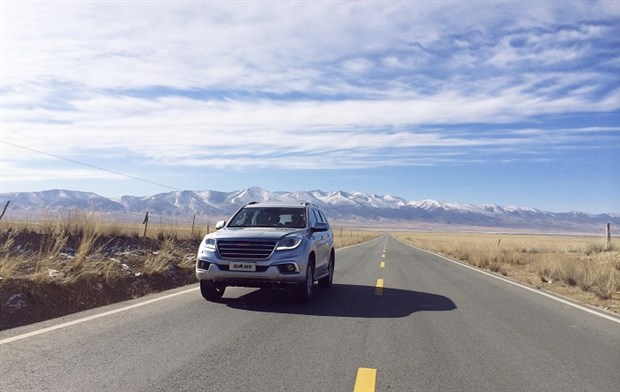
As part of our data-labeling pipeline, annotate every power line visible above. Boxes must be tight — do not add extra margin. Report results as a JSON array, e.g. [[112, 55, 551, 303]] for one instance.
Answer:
[[1, 140, 181, 191]]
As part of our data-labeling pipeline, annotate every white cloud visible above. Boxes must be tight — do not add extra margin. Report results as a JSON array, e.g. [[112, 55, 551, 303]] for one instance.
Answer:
[[3, 2, 616, 89], [1, 1, 619, 178]]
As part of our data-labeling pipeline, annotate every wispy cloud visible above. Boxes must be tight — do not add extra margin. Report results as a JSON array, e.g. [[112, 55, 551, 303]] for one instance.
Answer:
[[0, 162, 120, 183]]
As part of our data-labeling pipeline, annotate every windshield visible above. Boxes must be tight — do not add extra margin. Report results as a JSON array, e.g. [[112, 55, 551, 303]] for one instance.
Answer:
[[228, 207, 306, 228]]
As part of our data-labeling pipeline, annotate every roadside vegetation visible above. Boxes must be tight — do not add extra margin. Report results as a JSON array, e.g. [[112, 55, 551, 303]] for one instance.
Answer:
[[0, 211, 380, 329], [393, 232, 619, 313]]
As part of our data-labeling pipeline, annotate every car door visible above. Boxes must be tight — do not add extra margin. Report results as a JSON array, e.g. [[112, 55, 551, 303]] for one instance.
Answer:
[[310, 208, 329, 274], [317, 209, 333, 266], [317, 209, 333, 252]]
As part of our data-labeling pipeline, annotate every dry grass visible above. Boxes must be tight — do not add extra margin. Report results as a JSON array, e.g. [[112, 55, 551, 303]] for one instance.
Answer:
[[143, 237, 177, 274], [394, 232, 619, 311], [334, 228, 382, 249], [0, 212, 197, 286], [0, 230, 21, 280], [4, 211, 207, 241]]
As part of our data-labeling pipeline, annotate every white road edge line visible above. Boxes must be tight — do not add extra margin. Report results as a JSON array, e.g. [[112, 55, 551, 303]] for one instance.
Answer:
[[394, 237, 620, 325], [0, 287, 199, 345]]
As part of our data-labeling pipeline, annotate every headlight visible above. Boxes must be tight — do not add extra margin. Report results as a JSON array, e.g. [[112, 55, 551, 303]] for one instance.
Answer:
[[276, 235, 302, 250], [202, 237, 216, 251]]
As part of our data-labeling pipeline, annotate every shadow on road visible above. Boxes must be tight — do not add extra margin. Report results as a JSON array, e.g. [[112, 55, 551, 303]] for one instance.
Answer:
[[218, 283, 456, 318]]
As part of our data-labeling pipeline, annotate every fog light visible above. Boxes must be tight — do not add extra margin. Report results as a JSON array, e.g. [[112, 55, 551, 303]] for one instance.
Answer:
[[278, 263, 299, 274]]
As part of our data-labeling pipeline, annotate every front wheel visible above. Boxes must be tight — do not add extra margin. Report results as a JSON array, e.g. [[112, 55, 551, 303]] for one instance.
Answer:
[[318, 252, 334, 288], [297, 259, 314, 302], [200, 280, 225, 301]]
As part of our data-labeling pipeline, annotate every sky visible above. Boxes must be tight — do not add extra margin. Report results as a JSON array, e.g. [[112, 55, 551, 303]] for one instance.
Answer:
[[1, 1, 619, 214]]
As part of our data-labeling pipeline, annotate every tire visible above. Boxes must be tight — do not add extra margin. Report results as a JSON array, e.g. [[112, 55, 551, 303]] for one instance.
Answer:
[[297, 258, 314, 302], [318, 251, 334, 288], [200, 280, 225, 301]]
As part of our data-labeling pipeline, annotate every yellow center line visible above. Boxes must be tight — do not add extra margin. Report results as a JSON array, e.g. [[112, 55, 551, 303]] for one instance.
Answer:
[[379, 261, 385, 268], [375, 278, 384, 296], [354, 367, 377, 392]]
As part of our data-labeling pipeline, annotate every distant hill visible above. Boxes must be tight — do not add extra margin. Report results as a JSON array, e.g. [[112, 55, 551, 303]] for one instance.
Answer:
[[1, 187, 618, 234]]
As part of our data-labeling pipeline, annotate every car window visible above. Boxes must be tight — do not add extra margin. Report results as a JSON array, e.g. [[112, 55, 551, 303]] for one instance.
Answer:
[[229, 207, 306, 228], [230, 210, 250, 227], [313, 209, 324, 224], [309, 208, 317, 227]]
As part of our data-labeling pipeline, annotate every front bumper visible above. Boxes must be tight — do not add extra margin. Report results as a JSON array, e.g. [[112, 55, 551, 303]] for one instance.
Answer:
[[195, 259, 306, 288]]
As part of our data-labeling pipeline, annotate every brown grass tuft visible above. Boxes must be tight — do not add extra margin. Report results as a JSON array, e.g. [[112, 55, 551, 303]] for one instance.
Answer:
[[143, 238, 177, 274], [0, 229, 22, 283]]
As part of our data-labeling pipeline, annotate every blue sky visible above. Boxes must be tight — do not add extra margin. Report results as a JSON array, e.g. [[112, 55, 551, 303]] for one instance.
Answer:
[[1, 1, 619, 213]]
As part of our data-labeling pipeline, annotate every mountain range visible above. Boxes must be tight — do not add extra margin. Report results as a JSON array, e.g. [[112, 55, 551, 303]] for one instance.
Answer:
[[1, 187, 618, 234]]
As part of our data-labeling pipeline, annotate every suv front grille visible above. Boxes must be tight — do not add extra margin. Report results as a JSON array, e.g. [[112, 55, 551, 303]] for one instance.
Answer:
[[217, 239, 277, 260]]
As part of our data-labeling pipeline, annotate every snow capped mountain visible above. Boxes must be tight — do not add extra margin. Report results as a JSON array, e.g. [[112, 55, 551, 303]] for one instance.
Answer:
[[322, 191, 358, 206], [226, 186, 272, 206], [2, 189, 125, 212], [1, 187, 618, 233], [410, 199, 451, 210]]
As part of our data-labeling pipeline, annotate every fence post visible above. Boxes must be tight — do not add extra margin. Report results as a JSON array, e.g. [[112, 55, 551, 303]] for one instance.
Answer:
[[606, 223, 612, 250], [191, 215, 196, 237], [142, 211, 149, 237], [0, 200, 9, 221]]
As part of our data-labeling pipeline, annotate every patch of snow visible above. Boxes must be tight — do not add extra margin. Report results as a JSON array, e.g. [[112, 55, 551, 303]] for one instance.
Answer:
[[412, 199, 447, 210], [5, 293, 27, 311], [47, 269, 64, 278]]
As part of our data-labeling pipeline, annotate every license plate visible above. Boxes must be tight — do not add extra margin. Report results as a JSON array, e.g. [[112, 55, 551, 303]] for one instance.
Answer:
[[229, 262, 256, 272]]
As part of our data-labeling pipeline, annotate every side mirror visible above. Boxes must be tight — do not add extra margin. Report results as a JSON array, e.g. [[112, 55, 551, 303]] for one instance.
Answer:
[[311, 222, 329, 232], [215, 220, 226, 230]]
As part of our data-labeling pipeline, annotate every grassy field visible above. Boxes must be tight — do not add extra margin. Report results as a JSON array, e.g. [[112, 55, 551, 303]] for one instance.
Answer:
[[393, 232, 619, 313], [0, 212, 380, 285]]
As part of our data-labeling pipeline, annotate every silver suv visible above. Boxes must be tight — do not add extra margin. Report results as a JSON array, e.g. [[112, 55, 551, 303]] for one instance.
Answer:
[[196, 202, 335, 301]]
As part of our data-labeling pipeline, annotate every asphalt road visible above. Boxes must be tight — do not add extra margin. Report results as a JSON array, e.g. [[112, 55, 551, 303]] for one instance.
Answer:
[[1, 234, 619, 391]]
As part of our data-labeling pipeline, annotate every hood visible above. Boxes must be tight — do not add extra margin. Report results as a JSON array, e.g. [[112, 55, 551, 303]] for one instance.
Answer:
[[212, 227, 305, 240]]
